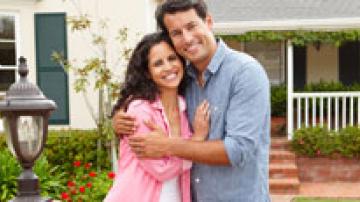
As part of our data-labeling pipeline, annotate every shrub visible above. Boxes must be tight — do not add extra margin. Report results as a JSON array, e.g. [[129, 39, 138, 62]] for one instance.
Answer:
[[291, 126, 360, 158], [58, 161, 114, 201], [44, 130, 111, 174], [0, 149, 20, 202], [271, 84, 287, 117], [0, 150, 66, 202]]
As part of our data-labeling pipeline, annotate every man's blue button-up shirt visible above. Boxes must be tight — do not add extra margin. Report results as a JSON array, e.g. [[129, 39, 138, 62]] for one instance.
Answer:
[[185, 39, 271, 202]]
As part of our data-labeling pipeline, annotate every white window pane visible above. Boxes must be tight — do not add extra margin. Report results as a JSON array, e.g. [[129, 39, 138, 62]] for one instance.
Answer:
[[0, 15, 15, 40], [0, 42, 16, 66], [244, 41, 284, 85], [0, 70, 15, 91]]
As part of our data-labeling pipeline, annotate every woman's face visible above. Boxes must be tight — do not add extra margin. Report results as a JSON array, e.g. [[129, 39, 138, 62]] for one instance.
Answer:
[[148, 41, 184, 93]]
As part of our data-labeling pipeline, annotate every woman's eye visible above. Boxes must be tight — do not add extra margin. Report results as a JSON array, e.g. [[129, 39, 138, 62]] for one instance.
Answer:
[[153, 60, 163, 67], [168, 55, 178, 61]]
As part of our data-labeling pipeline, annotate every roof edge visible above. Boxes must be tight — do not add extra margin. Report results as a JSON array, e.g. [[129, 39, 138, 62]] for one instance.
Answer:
[[214, 17, 360, 34]]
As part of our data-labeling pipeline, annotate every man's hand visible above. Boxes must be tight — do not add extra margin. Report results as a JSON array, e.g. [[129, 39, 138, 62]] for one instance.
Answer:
[[129, 120, 175, 159], [112, 109, 136, 138]]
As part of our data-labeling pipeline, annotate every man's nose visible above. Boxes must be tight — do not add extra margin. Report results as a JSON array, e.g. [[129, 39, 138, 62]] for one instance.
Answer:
[[182, 30, 193, 43]]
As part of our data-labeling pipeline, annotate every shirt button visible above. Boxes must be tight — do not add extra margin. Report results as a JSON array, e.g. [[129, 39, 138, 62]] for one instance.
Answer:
[[195, 178, 200, 183]]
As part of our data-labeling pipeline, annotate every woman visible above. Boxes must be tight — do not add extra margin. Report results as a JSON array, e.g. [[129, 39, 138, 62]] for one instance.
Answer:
[[104, 32, 210, 202]]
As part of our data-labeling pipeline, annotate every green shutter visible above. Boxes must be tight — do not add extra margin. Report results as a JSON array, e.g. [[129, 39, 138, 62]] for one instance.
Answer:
[[35, 13, 69, 124]]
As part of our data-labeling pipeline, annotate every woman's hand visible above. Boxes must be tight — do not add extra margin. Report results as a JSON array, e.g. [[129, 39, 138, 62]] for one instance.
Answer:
[[192, 100, 210, 141]]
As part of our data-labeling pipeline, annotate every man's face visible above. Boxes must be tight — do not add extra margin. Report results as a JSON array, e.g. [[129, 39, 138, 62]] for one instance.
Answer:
[[163, 8, 217, 69]]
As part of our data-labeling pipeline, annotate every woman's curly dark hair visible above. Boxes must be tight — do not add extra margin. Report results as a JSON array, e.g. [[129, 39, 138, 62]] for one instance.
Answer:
[[112, 32, 188, 115]]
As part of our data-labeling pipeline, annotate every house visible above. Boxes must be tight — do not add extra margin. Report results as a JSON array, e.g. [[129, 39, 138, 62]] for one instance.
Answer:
[[2, 0, 360, 136], [206, 0, 360, 138], [0, 0, 160, 131]]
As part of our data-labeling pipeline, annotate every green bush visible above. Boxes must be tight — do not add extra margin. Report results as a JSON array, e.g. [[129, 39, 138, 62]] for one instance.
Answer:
[[44, 130, 111, 174], [0, 130, 113, 201], [0, 149, 20, 202], [1, 130, 111, 174], [271, 84, 287, 117], [291, 126, 360, 158], [57, 161, 114, 201], [0, 150, 66, 202]]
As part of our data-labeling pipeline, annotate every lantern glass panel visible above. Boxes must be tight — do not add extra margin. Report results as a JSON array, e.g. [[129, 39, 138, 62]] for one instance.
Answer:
[[17, 116, 43, 160], [3, 117, 16, 156]]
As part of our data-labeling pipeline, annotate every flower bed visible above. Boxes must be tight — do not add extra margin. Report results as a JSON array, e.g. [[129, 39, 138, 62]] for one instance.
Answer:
[[297, 157, 360, 182]]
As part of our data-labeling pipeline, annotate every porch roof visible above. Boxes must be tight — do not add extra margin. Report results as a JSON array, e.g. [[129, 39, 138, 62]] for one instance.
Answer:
[[206, 0, 360, 34], [206, 0, 360, 22]]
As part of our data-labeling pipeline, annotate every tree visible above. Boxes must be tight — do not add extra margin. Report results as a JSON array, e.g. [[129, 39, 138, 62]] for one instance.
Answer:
[[53, 0, 138, 171]]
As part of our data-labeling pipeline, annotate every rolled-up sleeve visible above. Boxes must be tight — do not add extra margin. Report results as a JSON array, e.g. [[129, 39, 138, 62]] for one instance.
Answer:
[[223, 61, 270, 168]]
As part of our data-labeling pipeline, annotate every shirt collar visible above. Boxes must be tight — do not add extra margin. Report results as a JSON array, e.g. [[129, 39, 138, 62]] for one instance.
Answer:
[[186, 38, 228, 78], [150, 95, 186, 112]]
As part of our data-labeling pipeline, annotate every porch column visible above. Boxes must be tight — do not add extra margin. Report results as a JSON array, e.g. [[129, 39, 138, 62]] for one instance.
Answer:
[[287, 40, 294, 140]]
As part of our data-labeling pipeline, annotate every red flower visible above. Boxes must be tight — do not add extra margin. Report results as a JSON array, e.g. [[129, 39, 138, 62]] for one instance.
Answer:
[[316, 149, 321, 156], [67, 181, 75, 187], [107, 171, 115, 179], [84, 162, 92, 169], [89, 171, 97, 177], [61, 192, 69, 200], [71, 189, 77, 195], [79, 186, 85, 193], [73, 161, 81, 167], [86, 182, 92, 188]]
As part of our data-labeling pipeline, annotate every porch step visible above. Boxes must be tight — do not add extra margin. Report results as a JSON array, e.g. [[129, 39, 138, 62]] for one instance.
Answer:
[[269, 178, 300, 194], [270, 163, 299, 178], [269, 137, 300, 195], [271, 137, 291, 150], [270, 150, 296, 164]]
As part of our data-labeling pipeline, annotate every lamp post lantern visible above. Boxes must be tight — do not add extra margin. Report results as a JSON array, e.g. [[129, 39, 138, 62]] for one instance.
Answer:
[[0, 57, 56, 202]]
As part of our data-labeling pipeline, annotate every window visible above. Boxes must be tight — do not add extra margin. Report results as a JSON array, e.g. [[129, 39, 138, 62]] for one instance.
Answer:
[[244, 41, 285, 85], [0, 13, 18, 92]]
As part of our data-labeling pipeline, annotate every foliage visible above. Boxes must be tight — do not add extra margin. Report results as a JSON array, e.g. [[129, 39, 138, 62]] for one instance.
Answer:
[[43, 130, 111, 173], [58, 161, 114, 201], [300, 80, 360, 92], [0, 149, 66, 202], [293, 197, 360, 202], [291, 126, 360, 158], [0, 149, 20, 202], [271, 84, 287, 116], [34, 156, 67, 197], [220, 29, 360, 46]]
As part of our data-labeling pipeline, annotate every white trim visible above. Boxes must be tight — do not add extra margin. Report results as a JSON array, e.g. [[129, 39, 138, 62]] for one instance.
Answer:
[[286, 40, 294, 140], [213, 17, 360, 34], [0, 12, 20, 91]]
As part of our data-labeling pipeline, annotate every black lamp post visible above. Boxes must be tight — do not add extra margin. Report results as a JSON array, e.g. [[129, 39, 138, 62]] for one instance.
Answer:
[[0, 57, 56, 202]]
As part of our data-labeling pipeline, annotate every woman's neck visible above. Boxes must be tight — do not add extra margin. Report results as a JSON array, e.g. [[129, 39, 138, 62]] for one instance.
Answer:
[[159, 90, 179, 113]]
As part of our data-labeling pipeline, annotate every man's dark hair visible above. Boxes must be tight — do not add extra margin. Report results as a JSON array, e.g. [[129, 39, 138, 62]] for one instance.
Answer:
[[155, 0, 208, 33]]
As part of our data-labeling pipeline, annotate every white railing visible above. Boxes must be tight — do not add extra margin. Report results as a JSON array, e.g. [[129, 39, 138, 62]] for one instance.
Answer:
[[289, 92, 360, 139]]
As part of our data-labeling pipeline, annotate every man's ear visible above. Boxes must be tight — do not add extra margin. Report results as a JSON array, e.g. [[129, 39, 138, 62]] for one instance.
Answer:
[[205, 14, 213, 29]]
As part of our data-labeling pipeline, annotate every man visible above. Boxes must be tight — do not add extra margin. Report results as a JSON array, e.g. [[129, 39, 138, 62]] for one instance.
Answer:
[[113, 0, 270, 201]]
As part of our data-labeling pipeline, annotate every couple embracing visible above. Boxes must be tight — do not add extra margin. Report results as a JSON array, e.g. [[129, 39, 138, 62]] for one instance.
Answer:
[[105, 1, 270, 202]]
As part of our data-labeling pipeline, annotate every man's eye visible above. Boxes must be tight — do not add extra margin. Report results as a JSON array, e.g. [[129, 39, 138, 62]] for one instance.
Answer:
[[171, 31, 181, 37], [187, 23, 196, 30]]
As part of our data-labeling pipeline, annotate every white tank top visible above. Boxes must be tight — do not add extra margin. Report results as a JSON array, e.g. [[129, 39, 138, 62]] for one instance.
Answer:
[[159, 177, 181, 202]]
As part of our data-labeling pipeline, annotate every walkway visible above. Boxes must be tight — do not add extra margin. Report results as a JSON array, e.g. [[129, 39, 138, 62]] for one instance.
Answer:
[[271, 182, 360, 202]]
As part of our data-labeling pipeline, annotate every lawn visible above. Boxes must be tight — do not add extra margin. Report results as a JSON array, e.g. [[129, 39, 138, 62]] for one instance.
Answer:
[[293, 198, 360, 202]]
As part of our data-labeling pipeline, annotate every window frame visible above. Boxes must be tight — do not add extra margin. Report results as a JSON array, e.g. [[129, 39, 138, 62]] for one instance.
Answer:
[[0, 11, 20, 95]]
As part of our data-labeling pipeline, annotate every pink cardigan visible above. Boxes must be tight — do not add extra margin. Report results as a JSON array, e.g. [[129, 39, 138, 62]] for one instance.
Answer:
[[104, 97, 192, 202]]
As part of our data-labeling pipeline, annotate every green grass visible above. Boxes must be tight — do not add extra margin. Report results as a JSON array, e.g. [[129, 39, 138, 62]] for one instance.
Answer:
[[293, 197, 360, 202]]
